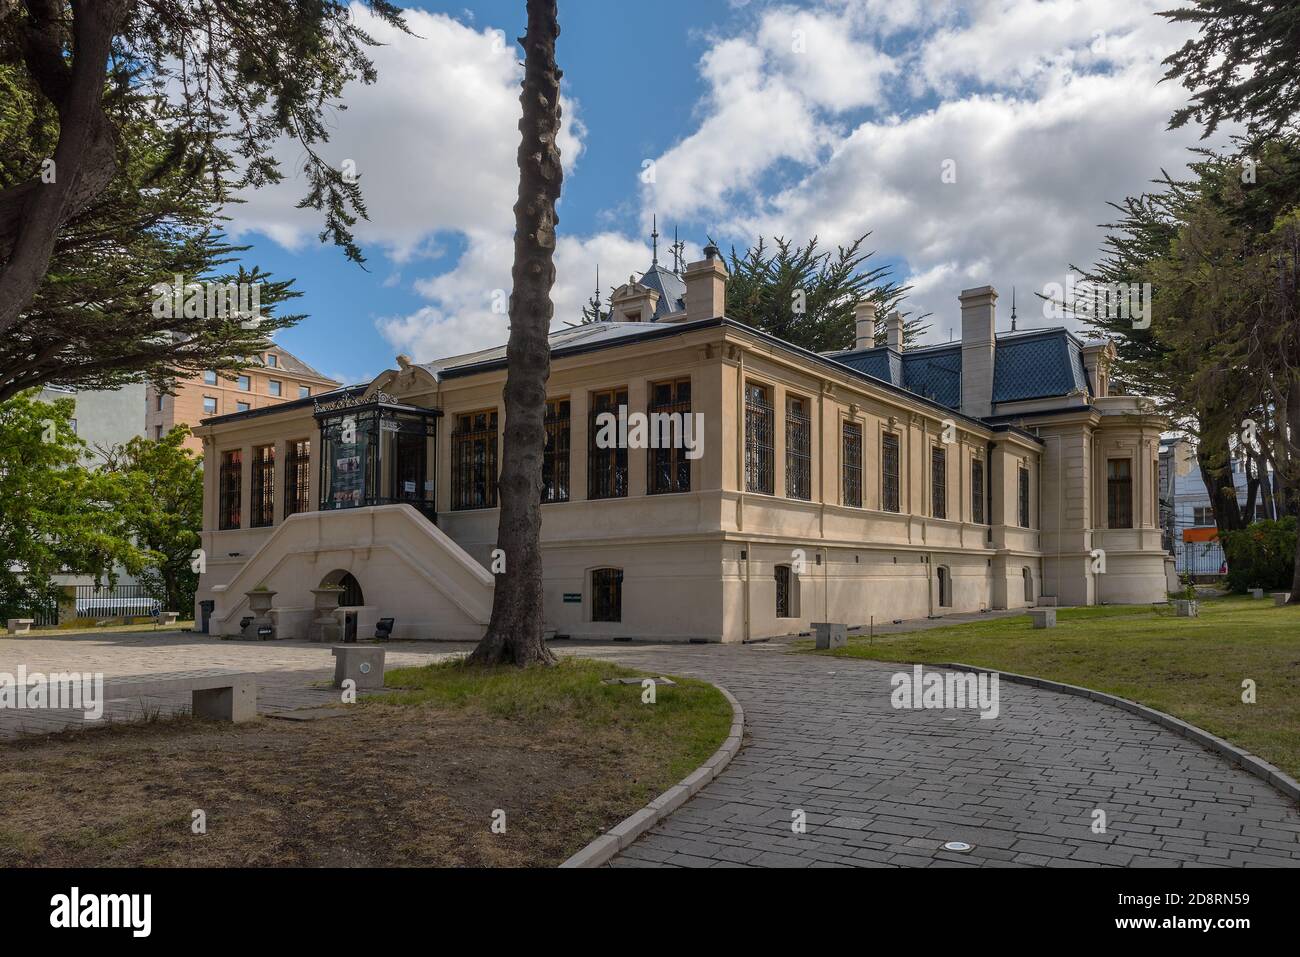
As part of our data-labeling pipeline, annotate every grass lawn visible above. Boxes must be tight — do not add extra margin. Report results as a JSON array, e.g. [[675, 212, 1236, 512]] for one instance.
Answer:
[[0, 658, 731, 867], [806, 596, 1300, 780]]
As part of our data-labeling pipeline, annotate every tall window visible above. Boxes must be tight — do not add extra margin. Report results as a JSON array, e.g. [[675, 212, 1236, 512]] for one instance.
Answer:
[[219, 450, 242, 530], [786, 395, 811, 500], [745, 382, 774, 494], [588, 387, 629, 499], [203, 370, 217, 385], [648, 379, 692, 495], [775, 564, 797, 618], [285, 439, 311, 517], [1019, 465, 1031, 528], [592, 567, 623, 622], [842, 421, 863, 508], [881, 432, 900, 512], [268, 379, 282, 397], [251, 445, 275, 527], [1107, 458, 1132, 528], [931, 446, 947, 519], [542, 398, 570, 503], [299, 386, 311, 399], [266, 354, 278, 368], [237, 374, 250, 391], [203, 396, 217, 415], [451, 410, 498, 510], [971, 458, 985, 524]]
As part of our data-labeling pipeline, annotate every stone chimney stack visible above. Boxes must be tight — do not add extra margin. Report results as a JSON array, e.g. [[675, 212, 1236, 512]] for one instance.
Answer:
[[959, 286, 997, 418], [1081, 339, 1116, 398], [853, 300, 877, 350], [684, 243, 727, 322], [885, 310, 905, 352]]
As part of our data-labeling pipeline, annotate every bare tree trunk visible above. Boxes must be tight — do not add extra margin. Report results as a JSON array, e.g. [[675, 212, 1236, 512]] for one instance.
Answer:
[[468, 0, 562, 667], [0, 0, 123, 336]]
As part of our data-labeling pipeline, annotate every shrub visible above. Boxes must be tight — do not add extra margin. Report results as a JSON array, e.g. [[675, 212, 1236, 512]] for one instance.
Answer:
[[1221, 517, 1297, 593]]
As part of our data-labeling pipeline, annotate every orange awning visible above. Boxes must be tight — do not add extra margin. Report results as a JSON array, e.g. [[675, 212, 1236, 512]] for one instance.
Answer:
[[1183, 527, 1219, 543]]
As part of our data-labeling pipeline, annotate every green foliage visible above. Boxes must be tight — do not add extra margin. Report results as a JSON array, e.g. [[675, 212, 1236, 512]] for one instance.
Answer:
[[0, 392, 147, 620], [1162, 0, 1300, 143], [0, 63, 306, 401], [723, 234, 929, 353], [1221, 517, 1298, 593], [105, 426, 204, 615]]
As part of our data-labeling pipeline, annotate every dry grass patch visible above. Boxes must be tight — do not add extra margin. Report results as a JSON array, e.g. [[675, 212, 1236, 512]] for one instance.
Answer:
[[0, 659, 731, 867]]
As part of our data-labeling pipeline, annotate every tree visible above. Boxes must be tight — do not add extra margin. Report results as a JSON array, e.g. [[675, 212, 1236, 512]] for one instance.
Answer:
[[0, 0, 409, 340], [723, 234, 928, 353], [107, 425, 203, 614], [0, 63, 305, 402], [468, 0, 561, 668], [0, 390, 146, 620], [1162, 0, 1300, 143]]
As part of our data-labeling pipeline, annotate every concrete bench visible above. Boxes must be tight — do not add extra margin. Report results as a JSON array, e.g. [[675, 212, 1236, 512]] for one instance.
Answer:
[[1028, 608, 1056, 628], [104, 669, 257, 722], [156, 611, 179, 626], [1273, 592, 1291, 607], [332, 646, 386, 690], [6, 618, 34, 636]]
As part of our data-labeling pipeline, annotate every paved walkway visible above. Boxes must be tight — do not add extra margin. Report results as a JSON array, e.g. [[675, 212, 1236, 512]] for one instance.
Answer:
[[579, 641, 1300, 869], [3, 630, 1298, 867]]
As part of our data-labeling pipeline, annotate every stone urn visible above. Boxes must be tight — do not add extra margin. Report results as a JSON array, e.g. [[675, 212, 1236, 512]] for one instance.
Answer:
[[309, 587, 345, 643], [243, 589, 277, 639]]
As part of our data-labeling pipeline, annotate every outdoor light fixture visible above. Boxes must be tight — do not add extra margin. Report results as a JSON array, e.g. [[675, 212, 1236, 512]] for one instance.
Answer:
[[942, 842, 973, 852]]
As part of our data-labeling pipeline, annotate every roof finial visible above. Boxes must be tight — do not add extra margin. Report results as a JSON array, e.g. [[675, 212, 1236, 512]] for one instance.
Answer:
[[670, 226, 685, 275], [1011, 286, 1018, 332], [651, 215, 659, 266]]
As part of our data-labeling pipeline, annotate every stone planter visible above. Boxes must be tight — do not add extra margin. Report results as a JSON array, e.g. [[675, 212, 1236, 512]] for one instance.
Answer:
[[309, 587, 345, 643], [246, 590, 277, 614], [1173, 599, 1198, 618], [811, 622, 846, 650], [243, 589, 277, 640]]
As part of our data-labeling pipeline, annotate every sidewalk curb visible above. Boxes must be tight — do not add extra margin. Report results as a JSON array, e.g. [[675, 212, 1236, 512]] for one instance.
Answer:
[[559, 682, 744, 868], [931, 660, 1300, 805]]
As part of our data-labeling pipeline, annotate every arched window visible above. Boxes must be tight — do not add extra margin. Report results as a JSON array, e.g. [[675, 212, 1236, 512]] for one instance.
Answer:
[[1022, 567, 1033, 603], [937, 565, 952, 608], [338, 572, 365, 607], [592, 568, 623, 622]]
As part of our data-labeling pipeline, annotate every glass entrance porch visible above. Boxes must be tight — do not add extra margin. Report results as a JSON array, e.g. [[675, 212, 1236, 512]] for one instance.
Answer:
[[315, 392, 441, 522]]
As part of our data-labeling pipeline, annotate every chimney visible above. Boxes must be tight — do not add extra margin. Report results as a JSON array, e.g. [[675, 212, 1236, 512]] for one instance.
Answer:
[[884, 310, 904, 352], [684, 243, 727, 322], [853, 300, 876, 350], [610, 276, 659, 323], [959, 285, 997, 418]]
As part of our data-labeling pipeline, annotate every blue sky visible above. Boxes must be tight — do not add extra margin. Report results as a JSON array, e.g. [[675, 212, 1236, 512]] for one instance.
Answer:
[[227, 0, 1222, 387]]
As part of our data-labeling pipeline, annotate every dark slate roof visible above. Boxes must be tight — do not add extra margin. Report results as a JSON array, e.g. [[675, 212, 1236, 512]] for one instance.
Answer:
[[638, 263, 687, 319], [992, 329, 1089, 402], [829, 327, 1091, 414]]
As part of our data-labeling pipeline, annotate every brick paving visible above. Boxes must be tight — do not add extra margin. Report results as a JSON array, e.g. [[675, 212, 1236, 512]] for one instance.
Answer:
[[3, 629, 1298, 868], [577, 642, 1300, 869]]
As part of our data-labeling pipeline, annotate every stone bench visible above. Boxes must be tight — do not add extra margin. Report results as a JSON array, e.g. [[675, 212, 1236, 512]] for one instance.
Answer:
[[156, 611, 179, 626], [1273, 592, 1291, 607], [811, 622, 847, 650], [6, 618, 34, 636], [1249, 588, 1264, 599], [332, 646, 386, 691], [104, 669, 257, 722], [1028, 608, 1056, 628]]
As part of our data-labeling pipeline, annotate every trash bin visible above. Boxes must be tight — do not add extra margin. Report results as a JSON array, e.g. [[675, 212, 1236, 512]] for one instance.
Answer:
[[343, 610, 358, 644], [199, 600, 215, 635]]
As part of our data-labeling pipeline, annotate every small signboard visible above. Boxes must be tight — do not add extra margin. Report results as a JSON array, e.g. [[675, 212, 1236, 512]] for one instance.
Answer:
[[563, 593, 582, 604]]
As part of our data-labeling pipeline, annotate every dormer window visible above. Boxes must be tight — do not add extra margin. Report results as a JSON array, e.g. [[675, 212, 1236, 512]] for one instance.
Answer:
[[266, 354, 278, 368]]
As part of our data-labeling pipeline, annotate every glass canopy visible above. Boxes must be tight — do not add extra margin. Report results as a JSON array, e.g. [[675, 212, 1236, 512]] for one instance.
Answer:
[[314, 391, 441, 522]]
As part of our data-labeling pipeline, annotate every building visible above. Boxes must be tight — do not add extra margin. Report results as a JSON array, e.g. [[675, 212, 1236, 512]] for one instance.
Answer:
[[193, 247, 1174, 643], [1160, 436, 1276, 578], [38, 383, 147, 464], [147, 346, 340, 455]]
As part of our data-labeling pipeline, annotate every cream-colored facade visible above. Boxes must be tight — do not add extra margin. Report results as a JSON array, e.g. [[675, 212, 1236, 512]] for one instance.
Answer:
[[194, 252, 1173, 643]]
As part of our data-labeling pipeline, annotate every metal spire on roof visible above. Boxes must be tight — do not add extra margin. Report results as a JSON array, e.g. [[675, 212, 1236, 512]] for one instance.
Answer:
[[651, 215, 659, 266], [670, 225, 685, 275], [1011, 286, 1018, 332]]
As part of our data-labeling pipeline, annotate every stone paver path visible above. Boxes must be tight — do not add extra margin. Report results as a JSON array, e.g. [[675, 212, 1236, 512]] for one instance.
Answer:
[[3, 630, 1298, 868], [578, 642, 1300, 869]]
